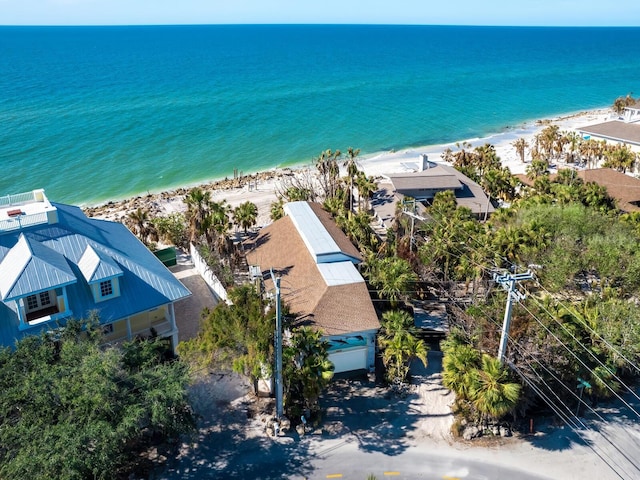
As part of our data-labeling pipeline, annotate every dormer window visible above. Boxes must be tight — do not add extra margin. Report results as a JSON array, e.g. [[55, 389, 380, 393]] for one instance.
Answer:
[[92, 277, 119, 302], [78, 245, 123, 303], [100, 280, 114, 298]]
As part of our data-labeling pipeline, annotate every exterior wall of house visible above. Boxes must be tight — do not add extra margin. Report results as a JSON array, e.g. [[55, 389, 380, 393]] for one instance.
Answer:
[[101, 305, 175, 349], [327, 329, 377, 374], [624, 108, 640, 124]]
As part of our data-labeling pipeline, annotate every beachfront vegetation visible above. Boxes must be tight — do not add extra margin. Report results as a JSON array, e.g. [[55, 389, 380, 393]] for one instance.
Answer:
[[233, 200, 258, 233], [171, 113, 640, 437], [0, 318, 194, 480], [612, 93, 637, 115], [178, 284, 275, 381], [283, 327, 334, 419], [178, 284, 334, 420], [126, 207, 158, 246], [378, 310, 428, 385], [153, 212, 188, 247], [412, 167, 640, 433], [442, 333, 520, 424]]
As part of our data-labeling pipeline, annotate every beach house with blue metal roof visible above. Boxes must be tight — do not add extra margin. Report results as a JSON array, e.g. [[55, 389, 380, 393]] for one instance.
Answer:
[[0, 189, 191, 351]]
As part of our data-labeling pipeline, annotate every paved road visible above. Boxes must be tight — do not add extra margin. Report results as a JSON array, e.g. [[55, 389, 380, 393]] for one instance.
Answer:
[[155, 428, 553, 480]]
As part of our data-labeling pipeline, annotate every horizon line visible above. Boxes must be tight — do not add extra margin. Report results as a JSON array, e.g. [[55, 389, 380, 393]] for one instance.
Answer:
[[1, 22, 639, 28]]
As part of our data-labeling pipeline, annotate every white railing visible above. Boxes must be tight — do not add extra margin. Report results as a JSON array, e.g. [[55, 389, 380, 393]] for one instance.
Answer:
[[0, 211, 48, 232], [190, 243, 230, 304], [0, 191, 37, 207]]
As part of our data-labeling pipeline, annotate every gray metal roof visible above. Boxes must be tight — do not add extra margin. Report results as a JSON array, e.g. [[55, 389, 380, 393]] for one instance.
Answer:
[[78, 244, 123, 283], [317, 261, 364, 287], [0, 234, 76, 301], [284, 201, 351, 264]]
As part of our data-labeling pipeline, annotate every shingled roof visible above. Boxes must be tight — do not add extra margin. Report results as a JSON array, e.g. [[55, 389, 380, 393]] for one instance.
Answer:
[[244, 202, 379, 336]]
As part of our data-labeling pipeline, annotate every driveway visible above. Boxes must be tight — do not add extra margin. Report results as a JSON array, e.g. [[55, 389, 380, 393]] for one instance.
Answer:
[[171, 259, 219, 343]]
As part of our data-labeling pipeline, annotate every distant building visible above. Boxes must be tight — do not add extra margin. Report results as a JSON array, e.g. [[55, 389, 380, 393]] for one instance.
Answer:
[[244, 201, 380, 375], [578, 121, 640, 147], [379, 157, 494, 222], [578, 104, 640, 147], [622, 101, 640, 124], [0, 189, 191, 351]]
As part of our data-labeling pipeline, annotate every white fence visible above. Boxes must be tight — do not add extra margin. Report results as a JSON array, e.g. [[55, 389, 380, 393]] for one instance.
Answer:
[[189, 243, 231, 305]]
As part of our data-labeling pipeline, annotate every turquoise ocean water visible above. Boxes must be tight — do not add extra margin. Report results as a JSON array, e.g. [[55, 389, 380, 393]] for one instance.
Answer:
[[1, 25, 640, 205]]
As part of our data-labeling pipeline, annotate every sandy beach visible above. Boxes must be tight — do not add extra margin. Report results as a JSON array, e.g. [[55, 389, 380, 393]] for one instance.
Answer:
[[85, 107, 614, 226]]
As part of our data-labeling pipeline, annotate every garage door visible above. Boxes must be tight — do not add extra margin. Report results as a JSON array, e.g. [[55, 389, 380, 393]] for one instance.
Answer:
[[329, 346, 368, 374]]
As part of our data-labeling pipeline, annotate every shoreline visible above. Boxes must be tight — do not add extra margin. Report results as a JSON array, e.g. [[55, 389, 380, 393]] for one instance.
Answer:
[[84, 106, 613, 223]]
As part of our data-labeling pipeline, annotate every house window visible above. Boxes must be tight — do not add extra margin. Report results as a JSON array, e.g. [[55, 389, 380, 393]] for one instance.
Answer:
[[24, 290, 58, 322], [40, 291, 51, 305], [100, 280, 113, 298], [25, 291, 53, 312], [26, 295, 39, 310]]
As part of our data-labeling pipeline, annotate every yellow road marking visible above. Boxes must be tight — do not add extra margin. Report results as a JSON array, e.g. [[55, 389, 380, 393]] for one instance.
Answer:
[[326, 475, 343, 479], [384, 472, 401, 476], [443, 476, 461, 480]]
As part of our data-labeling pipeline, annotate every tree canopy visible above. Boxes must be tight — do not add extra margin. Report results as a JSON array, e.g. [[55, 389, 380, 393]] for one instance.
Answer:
[[178, 284, 276, 383], [0, 319, 194, 480]]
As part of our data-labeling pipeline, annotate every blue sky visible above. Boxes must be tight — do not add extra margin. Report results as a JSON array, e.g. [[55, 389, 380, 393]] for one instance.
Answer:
[[1, 0, 639, 26]]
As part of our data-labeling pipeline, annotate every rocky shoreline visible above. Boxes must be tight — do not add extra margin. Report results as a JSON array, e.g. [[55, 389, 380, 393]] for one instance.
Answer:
[[82, 168, 295, 222]]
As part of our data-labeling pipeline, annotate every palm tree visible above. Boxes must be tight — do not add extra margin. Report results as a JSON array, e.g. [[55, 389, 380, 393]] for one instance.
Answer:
[[555, 168, 580, 186], [209, 200, 232, 253], [526, 159, 548, 180], [512, 138, 528, 164], [442, 343, 480, 401], [368, 257, 418, 307], [355, 172, 377, 212], [565, 131, 581, 164], [184, 187, 211, 242], [233, 201, 258, 233], [492, 226, 525, 265], [270, 198, 285, 221], [380, 330, 428, 384], [470, 354, 521, 424], [539, 124, 560, 160], [379, 310, 428, 384], [613, 96, 628, 115], [344, 147, 360, 213], [315, 149, 342, 200], [474, 144, 501, 177], [126, 207, 156, 245], [380, 309, 417, 337], [283, 327, 334, 414], [603, 144, 636, 173]]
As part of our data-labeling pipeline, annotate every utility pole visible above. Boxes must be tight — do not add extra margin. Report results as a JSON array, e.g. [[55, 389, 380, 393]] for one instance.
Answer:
[[494, 270, 533, 363], [273, 273, 284, 419]]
